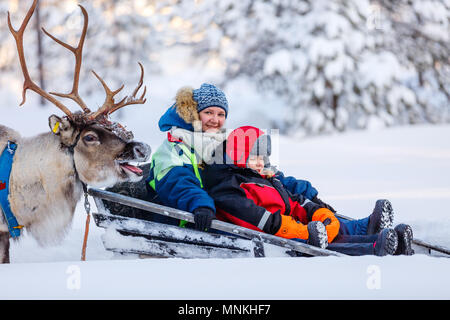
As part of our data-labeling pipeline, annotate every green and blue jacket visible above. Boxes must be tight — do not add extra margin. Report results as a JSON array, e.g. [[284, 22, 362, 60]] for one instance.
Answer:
[[146, 105, 216, 214]]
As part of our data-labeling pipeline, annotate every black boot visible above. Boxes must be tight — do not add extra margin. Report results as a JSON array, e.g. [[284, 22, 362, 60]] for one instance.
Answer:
[[373, 228, 398, 256], [394, 224, 415, 255], [367, 199, 394, 235], [307, 221, 328, 249]]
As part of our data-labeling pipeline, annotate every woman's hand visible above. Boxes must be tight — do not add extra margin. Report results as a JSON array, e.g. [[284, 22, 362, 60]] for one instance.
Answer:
[[193, 207, 216, 231]]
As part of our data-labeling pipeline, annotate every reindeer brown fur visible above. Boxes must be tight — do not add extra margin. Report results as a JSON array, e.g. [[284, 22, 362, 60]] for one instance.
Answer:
[[0, 0, 151, 263]]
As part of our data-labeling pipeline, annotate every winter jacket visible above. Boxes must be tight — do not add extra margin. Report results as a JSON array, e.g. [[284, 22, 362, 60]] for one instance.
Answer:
[[203, 164, 338, 240], [275, 171, 318, 201], [147, 102, 226, 214]]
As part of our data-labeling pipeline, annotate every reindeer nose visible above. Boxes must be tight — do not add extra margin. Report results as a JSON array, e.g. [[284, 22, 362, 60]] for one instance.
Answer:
[[133, 142, 151, 161]]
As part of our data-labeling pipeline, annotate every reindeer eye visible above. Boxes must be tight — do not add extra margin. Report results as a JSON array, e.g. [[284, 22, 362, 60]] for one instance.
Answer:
[[83, 134, 98, 143]]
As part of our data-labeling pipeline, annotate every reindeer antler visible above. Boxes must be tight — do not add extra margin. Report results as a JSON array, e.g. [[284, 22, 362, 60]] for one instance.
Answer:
[[42, 4, 90, 113], [88, 62, 147, 120], [8, 0, 147, 126], [7, 0, 73, 118]]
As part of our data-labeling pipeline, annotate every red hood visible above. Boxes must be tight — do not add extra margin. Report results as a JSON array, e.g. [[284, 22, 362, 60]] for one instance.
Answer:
[[226, 126, 266, 168]]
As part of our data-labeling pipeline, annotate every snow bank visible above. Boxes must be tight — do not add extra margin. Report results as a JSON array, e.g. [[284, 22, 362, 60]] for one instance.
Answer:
[[1, 255, 449, 299]]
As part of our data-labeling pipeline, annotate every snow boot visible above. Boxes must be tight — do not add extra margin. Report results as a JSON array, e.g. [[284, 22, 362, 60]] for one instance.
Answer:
[[373, 228, 398, 256], [367, 199, 394, 235], [394, 224, 415, 255], [307, 221, 328, 249]]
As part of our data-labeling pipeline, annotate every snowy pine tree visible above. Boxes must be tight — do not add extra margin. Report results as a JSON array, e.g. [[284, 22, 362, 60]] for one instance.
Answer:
[[168, 0, 450, 135], [78, 0, 163, 96], [2, 0, 448, 132], [377, 0, 450, 125]]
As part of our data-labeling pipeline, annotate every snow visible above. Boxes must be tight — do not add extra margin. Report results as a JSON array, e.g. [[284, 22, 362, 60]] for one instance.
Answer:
[[358, 51, 403, 88], [1, 255, 449, 299], [263, 50, 293, 75], [1, 94, 450, 298], [276, 124, 450, 251]]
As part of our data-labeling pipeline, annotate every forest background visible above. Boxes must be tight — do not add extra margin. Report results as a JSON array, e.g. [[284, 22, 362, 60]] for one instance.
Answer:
[[1, 0, 448, 137]]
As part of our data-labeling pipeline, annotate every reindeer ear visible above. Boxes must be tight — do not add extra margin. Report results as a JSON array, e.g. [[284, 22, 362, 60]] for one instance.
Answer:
[[49, 115, 62, 135], [49, 115, 73, 136]]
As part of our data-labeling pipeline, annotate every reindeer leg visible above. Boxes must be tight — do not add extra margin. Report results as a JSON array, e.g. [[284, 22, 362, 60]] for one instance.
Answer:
[[0, 232, 10, 263]]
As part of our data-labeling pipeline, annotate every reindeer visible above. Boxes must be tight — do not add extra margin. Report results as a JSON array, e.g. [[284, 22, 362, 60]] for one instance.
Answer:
[[0, 0, 151, 263]]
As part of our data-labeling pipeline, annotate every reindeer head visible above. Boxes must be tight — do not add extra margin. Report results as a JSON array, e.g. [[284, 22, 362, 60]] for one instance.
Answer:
[[8, 0, 151, 187]]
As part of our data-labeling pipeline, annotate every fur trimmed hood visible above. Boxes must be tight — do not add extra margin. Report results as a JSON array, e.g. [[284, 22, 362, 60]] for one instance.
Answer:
[[175, 86, 200, 126], [158, 87, 201, 132]]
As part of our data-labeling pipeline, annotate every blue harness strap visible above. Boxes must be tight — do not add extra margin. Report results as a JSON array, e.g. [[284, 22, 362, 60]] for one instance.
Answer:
[[0, 141, 22, 238]]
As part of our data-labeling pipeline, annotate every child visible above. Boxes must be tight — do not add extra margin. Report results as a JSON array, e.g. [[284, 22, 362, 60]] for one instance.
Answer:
[[202, 126, 414, 256]]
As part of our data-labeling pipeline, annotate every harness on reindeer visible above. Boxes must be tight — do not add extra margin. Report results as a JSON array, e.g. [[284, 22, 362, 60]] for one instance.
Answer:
[[0, 141, 23, 238]]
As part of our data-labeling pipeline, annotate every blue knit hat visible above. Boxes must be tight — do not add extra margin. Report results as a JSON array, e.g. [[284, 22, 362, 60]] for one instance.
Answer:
[[192, 83, 228, 117]]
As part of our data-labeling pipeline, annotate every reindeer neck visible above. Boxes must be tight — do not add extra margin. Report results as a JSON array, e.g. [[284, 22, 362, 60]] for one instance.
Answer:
[[17, 132, 77, 174], [8, 132, 83, 223]]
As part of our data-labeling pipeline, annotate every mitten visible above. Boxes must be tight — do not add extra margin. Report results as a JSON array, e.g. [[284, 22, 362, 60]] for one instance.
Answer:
[[193, 207, 215, 231]]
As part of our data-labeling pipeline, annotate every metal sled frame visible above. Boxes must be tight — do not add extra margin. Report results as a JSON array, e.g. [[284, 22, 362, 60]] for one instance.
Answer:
[[88, 188, 345, 258]]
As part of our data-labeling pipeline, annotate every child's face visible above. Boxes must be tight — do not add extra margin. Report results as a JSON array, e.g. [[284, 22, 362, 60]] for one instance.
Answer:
[[247, 155, 265, 174]]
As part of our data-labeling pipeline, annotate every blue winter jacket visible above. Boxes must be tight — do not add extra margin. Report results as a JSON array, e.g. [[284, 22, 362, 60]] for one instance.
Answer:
[[275, 171, 319, 200], [147, 105, 216, 213]]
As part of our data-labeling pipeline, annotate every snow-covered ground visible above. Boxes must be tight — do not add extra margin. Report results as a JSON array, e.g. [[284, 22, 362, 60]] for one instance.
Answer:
[[1, 73, 450, 299]]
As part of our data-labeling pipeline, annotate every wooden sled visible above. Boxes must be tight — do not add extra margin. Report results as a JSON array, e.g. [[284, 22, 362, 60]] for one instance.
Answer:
[[89, 165, 449, 259], [89, 179, 344, 258]]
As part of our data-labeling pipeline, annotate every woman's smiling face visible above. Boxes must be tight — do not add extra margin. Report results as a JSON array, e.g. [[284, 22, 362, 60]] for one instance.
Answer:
[[198, 106, 226, 132]]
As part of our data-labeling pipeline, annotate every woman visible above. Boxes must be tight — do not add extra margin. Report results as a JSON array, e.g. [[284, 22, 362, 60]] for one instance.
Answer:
[[146, 83, 228, 231]]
